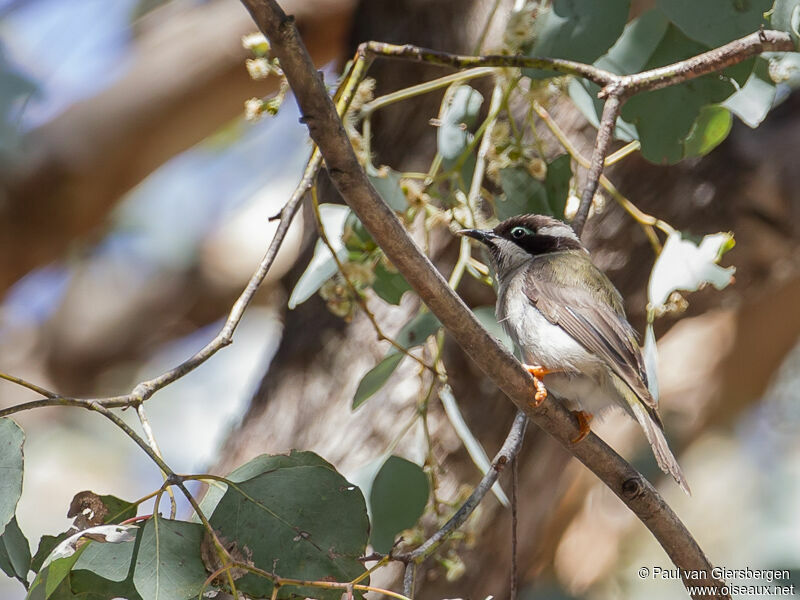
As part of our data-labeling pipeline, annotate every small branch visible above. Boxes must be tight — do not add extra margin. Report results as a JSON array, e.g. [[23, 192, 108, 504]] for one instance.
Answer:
[[615, 29, 795, 97], [135, 404, 178, 519], [510, 450, 519, 600], [358, 41, 617, 88], [571, 92, 622, 237]]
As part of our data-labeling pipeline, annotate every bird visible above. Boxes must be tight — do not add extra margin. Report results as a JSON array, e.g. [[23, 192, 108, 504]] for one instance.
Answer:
[[459, 214, 690, 494]]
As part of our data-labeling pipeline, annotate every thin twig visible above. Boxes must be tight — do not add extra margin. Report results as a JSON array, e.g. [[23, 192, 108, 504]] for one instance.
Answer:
[[572, 92, 622, 237], [135, 404, 178, 519], [358, 41, 617, 88], [510, 450, 519, 600]]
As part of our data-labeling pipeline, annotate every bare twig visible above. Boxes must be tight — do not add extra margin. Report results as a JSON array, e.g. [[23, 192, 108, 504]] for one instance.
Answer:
[[510, 450, 519, 600], [238, 2, 754, 597], [571, 92, 622, 236], [358, 41, 617, 87], [135, 404, 178, 519]]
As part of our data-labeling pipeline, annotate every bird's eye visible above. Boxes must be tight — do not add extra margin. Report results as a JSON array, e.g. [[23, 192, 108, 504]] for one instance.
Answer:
[[511, 226, 530, 240]]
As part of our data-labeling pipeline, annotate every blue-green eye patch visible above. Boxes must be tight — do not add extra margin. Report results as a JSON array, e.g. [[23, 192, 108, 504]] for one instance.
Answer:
[[510, 226, 535, 240]]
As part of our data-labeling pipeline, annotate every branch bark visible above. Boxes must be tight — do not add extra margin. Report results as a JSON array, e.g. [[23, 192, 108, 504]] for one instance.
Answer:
[[239, 1, 734, 597]]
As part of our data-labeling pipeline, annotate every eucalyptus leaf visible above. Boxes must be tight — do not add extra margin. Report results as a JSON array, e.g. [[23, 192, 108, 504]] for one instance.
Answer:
[[352, 353, 404, 409], [437, 85, 483, 161], [723, 57, 777, 127], [621, 25, 735, 164], [367, 165, 408, 211], [352, 311, 441, 409], [683, 105, 732, 158], [369, 456, 429, 553], [73, 526, 138, 583], [371, 263, 411, 305], [63, 570, 143, 600], [525, 0, 630, 79], [200, 450, 336, 517], [208, 455, 369, 599], [392, 311, 441, 349], [658, 0, 771, 48], [0, 517, 30, 586], [648, 231, 736, 309], [567, 79, 638, 142], [132, 518, 205, 600], [771, 0, 800, 44], [0, 417, 24, 537], [288, 204, 350, 309], [599, 9, 670, 75]]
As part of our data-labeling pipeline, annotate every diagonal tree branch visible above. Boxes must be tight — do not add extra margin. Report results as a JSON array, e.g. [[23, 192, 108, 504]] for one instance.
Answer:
[[239, 1, 745, 598]]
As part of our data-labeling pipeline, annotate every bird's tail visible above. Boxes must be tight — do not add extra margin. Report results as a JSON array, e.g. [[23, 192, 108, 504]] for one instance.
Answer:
[[629, 401, 691, 495]]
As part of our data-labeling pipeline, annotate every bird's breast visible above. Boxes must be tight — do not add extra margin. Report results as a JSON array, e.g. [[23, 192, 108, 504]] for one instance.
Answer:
[[497, 272, 599, 374]]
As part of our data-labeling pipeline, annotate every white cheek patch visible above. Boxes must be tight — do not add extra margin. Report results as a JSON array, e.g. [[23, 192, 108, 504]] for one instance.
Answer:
[[538, 224, 579, 241]]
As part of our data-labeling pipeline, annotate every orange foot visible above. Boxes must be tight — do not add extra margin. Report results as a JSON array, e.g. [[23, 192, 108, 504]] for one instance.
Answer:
[[523, 364, 556, 407], [570, 410, 593, 444]]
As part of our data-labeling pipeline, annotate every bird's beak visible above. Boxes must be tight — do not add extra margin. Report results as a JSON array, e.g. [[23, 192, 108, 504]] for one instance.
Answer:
[[457, 228, 496, 245]]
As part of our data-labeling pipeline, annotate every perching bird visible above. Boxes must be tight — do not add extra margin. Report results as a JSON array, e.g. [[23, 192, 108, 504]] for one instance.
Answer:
[[459, 214, 690, 494]]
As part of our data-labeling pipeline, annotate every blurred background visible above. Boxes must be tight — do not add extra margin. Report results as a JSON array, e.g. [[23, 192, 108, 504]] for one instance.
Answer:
[[0, 0, 799, 598]]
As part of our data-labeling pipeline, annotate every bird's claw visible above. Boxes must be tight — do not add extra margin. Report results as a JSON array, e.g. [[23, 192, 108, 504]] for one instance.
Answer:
[[524, 364, 549, 407], [570, 410, 593, 444]]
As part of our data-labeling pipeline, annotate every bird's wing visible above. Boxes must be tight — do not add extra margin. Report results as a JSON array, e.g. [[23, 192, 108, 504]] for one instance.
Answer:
[[523, 252, 657, 412]]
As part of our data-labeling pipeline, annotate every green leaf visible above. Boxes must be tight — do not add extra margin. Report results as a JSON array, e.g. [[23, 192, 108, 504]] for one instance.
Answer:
[[367, 165, 409, 212], [352, 353, 404, 409], [352, 311, 441, 409], [208, 454, 369, 599], [98, 495, 137, 525], [658, 0, 771, 48], [437, 85, 483, 161], [342, 212, 374, 253], [567, 79, 638, 142], [683, 105, 733, 157], [567, 10, 669, 143], [28, 548, 85, 600], [771, 0, 800, 44], [0, 516, 30, 587], [371, 263, 411, 305], [369, 456, 429, 553], [59, 570, 143, 600], [723, 57, 777, 127], [599, 9, 671, 75], [132, 518, 205, 600], [0, 418, 24, 537], [73, 528, 138, 583], [200, 450, 336, 517], [544, 154, 572, 218], [621, 24, 735, 164], [648, 231, 736, 308], [288, 204, 350, 309], [392, 311, 441, 350], [31, 534, 70, 575], [497, 167, 550, 219], [525, 0, 630, 79]]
